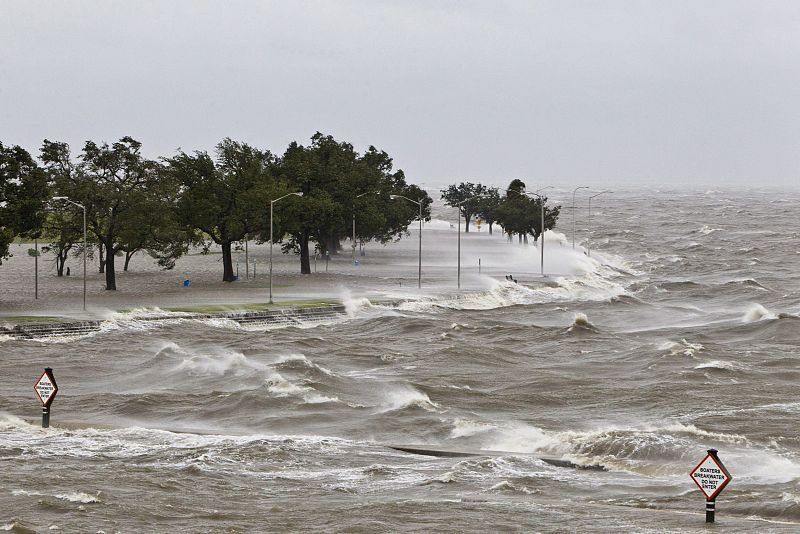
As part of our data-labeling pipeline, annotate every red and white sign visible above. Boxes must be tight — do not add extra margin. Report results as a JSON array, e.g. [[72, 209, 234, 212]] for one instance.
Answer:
[[34, 369, 58, 407], [690, 452, 732, 500]]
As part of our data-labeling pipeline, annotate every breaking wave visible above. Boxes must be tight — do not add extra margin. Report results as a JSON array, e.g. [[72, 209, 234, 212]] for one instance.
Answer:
[[11, 489, 101, 504], [697, 225, 723, 235], [659, 339, 704, 357], [723, 278, 769, 291], [742, 304, 778, 322], [265, 372, 338, 404], [174, 348, 266, 377], [694, 360, 748, 372], [273, 353, 335, 376], [450, 418, 496, 438], [566, 312, 599, 334], [379, 386, 439, 412]]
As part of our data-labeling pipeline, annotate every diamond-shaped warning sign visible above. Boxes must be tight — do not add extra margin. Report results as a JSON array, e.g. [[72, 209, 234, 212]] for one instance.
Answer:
[[34, 369, 58, 407], [690, 451, 732, 500]]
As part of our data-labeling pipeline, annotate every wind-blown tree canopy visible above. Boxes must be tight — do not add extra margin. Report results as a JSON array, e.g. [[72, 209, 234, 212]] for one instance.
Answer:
[[341, 146, 431, 250], [40, 140, 88, 276], [39, 207, 84, 276], [495, 179, 561, 242], [497, 189, 536, 243], [42, 137, 180, 290], [0, 142, 48, 264], [536, 201, 561, 238], [168, 138, 286, 282], [440, 182, 489, 232], [274, 132, 431, 274], [474, 188, 501, 235]]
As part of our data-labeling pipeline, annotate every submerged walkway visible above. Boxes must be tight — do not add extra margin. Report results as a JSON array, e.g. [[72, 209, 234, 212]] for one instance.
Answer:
[[0, 305, 347, 340]]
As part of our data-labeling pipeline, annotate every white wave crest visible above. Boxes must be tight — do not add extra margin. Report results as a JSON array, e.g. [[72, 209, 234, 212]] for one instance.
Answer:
[[781, 492, 800, 505], [450, 418, 495, 438], [380, 386, 438, 412], [489, 480, 537, 494], [482, 422, 564, 454], [58, 491, 100, 503], [174, 348, 266, 377], [395, 275, 626, 315], [274, 353, 335, 375], [0, 413, 34, 431], [742, 303, 778, 322], [567, 312, 597, 333], [102, 307, 193, 321], [265, 372, 338, 404], [11, 489, 100, 503], [266, 372, 310, 396], [553, 421, 752, 473], [339, 288, 373, 317], [698, 225, 723, 235], [694, 360, 747, 371], [1, 522, 30, 532], [202, 318, 243, 330], [658, 339, 704, 357], [655, 422, 748, 444], [729, 451, 800, 484], [97, 307, 195, 333]]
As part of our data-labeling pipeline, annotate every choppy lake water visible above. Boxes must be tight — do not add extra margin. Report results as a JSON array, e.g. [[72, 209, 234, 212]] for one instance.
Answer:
[[2, 188, 799, 532]]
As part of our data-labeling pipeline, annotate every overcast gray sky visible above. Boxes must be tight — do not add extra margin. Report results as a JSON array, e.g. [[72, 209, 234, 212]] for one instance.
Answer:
[[2, 0, 799, 189]]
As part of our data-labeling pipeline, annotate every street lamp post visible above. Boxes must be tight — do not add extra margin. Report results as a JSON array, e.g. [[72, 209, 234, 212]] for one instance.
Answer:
[[533, 186, 553, 277], [52, 196, 87, 311], [572, 186, 589, 249], [390, 194, 423, 288], [270, 192, 303, 304], [502, 187, 544, 277], [587, 191, 611, 258], [456, 194, 489, 289]]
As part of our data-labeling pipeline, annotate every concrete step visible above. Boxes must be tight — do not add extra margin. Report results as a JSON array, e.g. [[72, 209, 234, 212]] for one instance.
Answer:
[[1, 306, 349, 340]]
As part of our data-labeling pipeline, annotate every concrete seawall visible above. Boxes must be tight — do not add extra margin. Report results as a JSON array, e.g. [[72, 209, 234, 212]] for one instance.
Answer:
[[0, 305, 348, 340]]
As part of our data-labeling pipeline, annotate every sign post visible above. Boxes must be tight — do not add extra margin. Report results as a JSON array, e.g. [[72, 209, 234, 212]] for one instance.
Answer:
[[690, 448, 732, 523], [34, 368, 59, 428]]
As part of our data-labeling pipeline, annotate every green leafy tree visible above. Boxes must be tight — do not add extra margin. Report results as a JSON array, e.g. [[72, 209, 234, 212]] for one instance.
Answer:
[[497, 189, 536, 243], [536, 201, 561, 239], [167, 138, 285, 282], [43, 137, 178, 290], [39, 209, 84, 276], [474, 188, 501, 235], [274, 133, 431, 274], [117, 164, 189, 272], [495, 179, 561, 243], [440, 182, 489, 232], [0, 142, 48, 264], [40, 141, 87, 276], [322, 144, 429, 255]]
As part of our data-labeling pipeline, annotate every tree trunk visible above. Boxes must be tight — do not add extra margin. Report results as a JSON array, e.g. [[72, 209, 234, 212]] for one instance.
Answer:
[[98, 242, 105, 273], [56, 250, 66, 277], [518, 234, 523, 244], [464, 211, 471, 232], [523, 234, 529, 245], [105, 247, 117, 290], [300, 231, 311, 274], [221, 241, 236, 282], [488, 222, 494, 235], [124, 250, 134, 271]]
